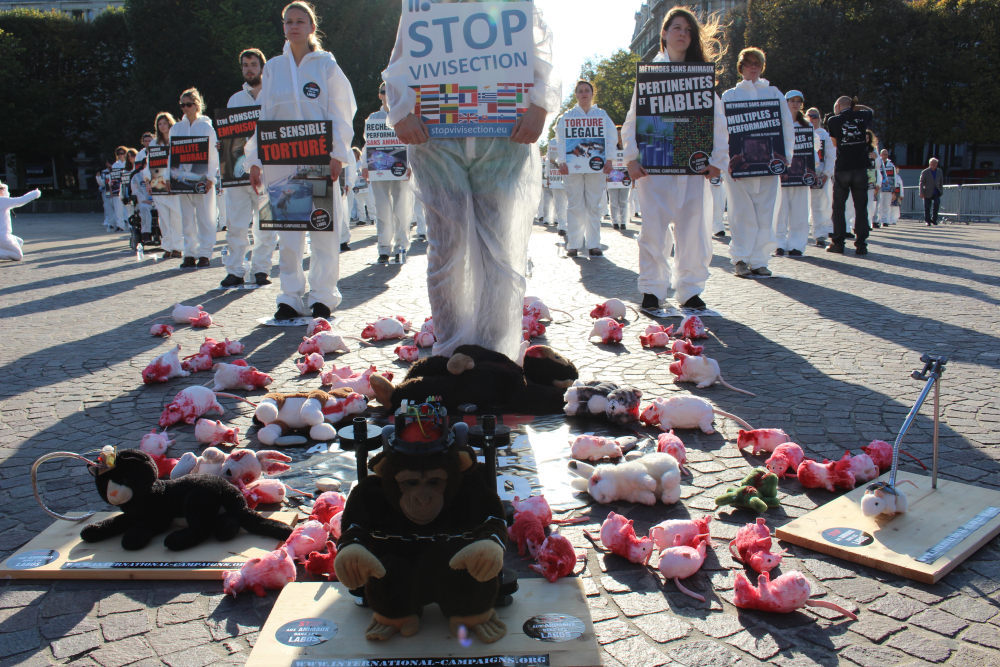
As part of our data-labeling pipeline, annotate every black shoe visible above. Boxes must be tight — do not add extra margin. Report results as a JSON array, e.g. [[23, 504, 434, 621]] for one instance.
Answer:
[[589, 248, 603, 256], [377, 254, 390, 264], [395, 253, 402, 263], [558, 229, 566, 237], [682, 295, 706, 310], [221, 226, 227, 231], [220, 273, 244, 288], [713, 231, 725, 239], [826, 243, 845, 254], [340, 243, 350, 252], [773, 248, 785, 257], [845, 232, 856, 239], [612, 223, 619, 230], [641, 293, 659, 309], [312, 302, 332, 319], [926, 222, 932, 226], [872, 222, 881, 229], [933, 221, 939, 225], [197, 257, 210, 268], [566, 249, 578, 257], [274, 303, 299, 320], [141, 232, 152, 244], [855, 246, 869, 256], [416, 234, 427, 241], [254, 272, 272, 286], [815, 238, 827, 247], [180, 257, 196, 268], [788, 249, 803, 257]]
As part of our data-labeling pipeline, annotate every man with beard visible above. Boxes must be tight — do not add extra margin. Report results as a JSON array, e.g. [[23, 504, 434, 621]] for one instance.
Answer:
[[219, 48, 279, 287]]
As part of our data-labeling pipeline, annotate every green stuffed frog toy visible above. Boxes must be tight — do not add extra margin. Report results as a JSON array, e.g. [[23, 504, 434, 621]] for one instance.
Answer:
[[715, 467, 780, 513]]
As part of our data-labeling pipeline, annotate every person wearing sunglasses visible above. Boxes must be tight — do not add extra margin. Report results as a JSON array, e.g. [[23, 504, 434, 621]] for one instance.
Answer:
[[110, 147, 130, 232], [169, 87, 220, 268], [246, 1, 357, 321], [805, 106, 835, 247], [721, 47, 794, 277], [773, 90, 814, 257]]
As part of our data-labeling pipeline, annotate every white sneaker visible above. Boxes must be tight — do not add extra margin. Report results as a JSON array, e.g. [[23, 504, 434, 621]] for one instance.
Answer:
[[734, 261, 752, 277]]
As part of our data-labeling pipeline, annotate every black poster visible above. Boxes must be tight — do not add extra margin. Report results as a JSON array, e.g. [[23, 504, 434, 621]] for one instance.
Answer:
[[257, 120, 336, 232], [147, 146, 171, 195], [724, 98, 787, 178], [169, 136, 210, 194], [215, 106, 260, 188], [108, 167, 123, 196], [633, 62, 715, 175], [782, 126, 817, 187]]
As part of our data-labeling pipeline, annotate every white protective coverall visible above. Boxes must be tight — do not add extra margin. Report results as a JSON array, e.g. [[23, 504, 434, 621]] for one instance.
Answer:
[[342, 150, 356, 244], [142, 139, 184, 254], [557, 104, 617, 251], [721, 77, 795, 269], [607, 144, 630, 228], [364, 109, 412, 257], [809, 126, 835, 240], [412, 192, 426, 237], [168, 116, 219, 259], [622, 51, 729, 304], [775, 121, 813, 252], [245, 41, 356, 313], [0, 189, 40, 260], [878, 159, 903, 224], [383, 2, 560, 362], [711, 180, 726, 235], [130, 171, 154, 234], [548, 131, 568, 231], [223, 84, 278, 278], [110, 160, 128, 231], [97, 170, 115, 229]]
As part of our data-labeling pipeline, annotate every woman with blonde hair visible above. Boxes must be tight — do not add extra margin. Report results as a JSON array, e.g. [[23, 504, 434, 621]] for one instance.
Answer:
[[623, 6, 729, 310], [247, 1, 356, 320], [805, 106, 835, 247], [169, 87, 220, 268], [143, 112, 184, 258], [774, 90, 813, 257], [721, 47, 794, 277]]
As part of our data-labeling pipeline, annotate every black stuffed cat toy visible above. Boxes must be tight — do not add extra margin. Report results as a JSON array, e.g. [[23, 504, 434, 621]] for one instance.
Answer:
[[81, 449, 293, 551]]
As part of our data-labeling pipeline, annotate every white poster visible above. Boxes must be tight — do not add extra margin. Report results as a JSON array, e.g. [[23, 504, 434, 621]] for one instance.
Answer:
[[401, 0, 535, 138], [561, 116, 609, 174], [364, 119, 408, 181], [548, 157, 564, 189], [606, 149, 631, 189]]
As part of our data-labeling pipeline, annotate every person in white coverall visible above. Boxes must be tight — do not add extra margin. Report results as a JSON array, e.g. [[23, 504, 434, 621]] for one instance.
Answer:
[[341, 149, 356, 251], [556, 81, 616, 257], [364, 84, 412, 263], [877, 149, 902, 226], [350, 147, 376, 224], [547, 123, 569, 235], [97, 163, 115, 231], [867, 131, 882, 228], [774, 90, 812, 256], [385, 0, 560, 362], [169, 88, 219, 268], [722, 47, 794, 277], [608, 127, 631, 231], [144, 114, 185, 259], [623, 7, 728, 310], [220, 49, 278, 287], [247, 1, 356, 320], [0, 184, 40, 261], [806, 107, 835, 247], [711, 180, 727, 236], [110, 147, 129, 232]]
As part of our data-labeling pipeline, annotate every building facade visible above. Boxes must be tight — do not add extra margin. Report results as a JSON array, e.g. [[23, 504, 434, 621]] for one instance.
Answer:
[[630, 0, 743, 60], [0, 1, 123, 20]]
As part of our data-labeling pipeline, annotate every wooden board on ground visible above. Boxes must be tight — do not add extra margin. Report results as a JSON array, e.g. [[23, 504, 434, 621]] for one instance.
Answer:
[[776, 472, 1000, 584], [246, 579, 600, 667], [0, 511, 297, 580]]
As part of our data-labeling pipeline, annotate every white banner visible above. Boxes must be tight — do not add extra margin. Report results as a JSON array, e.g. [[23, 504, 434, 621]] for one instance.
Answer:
[[364, 119, 408, 181]]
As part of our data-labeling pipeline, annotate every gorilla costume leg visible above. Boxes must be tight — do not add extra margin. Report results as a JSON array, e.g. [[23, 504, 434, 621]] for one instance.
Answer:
[[364, 553, 423, 641]]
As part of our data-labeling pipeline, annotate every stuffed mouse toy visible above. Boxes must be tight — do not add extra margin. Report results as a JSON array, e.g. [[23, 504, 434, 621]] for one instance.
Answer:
[[81, 449, 293, 551]]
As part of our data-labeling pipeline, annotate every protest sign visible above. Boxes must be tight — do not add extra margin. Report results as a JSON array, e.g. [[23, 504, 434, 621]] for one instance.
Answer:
[[607, 150, 631, 189], [724, 98, 787, 178], [215, 106, 260, 188], [364, 117, 408, 181], [147, 146, 171, 195], [782, 126, 817, 187], [256, 120, 336, 232], [169, 137, 210, 194]]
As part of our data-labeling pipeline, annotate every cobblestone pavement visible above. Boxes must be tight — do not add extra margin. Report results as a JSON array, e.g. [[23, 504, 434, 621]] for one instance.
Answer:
[[1, 212, 999, 667]]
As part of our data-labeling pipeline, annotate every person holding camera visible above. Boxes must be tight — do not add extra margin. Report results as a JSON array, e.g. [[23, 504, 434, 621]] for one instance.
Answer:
[[826, 96, 874, 254]]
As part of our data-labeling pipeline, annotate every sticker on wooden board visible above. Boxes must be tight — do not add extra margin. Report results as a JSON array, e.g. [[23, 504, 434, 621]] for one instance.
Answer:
[[6, 549, 59, 569], [821, 527, 874, 548], [523, 614, 586, 642], [276, 618, 338, 647]]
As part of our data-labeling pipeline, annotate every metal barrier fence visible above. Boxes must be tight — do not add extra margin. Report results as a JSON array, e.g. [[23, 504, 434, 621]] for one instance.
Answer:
[[901, 184, 1000, 222]]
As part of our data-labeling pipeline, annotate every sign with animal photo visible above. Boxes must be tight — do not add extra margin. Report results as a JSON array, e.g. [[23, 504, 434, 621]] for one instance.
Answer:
[[215, 106, 260, 188], [782, 126, 817, 188], [256, 120, 336, 232], [363, 118, 408, 181], [401, 0, 535, 138], [724, 98, 787, 178], [606, 150, 631, 189], [147, 146, 171, 195], [169, 136, 211, 194], [108, 167, 123, 196], [561, 117, 609, 174], [548, 158, 564, 189], [633, 62, 716, 175]]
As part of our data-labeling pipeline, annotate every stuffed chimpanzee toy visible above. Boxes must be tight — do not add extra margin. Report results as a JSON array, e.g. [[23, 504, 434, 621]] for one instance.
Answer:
[[370, 344, 578, 414], [334, 411, 509, 643], [80, 449, 293, 551]]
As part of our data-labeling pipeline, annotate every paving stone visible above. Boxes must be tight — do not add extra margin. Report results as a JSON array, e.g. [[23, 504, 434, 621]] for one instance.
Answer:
[[840, 643, 906, 667], [99, 610, 151, 642], [795, 624, 854, 651], [632, 614, 692, 643], [0, 588, 47, 610], [39, 614, 100, 640], [145, 623, 212, 656], [849, 614, 907, 642], [869, 593, 929, 621], [908, 609, 969, 637], [962, 623, 1000, 650], [0, 648, 57, 667], [0, 606, 39, 634], [602, 635, 670, 667], [886, 630, 954, 663], [0, 630, 40, 660], [800, 558, 857, 581], [594, 618, 640, 645], [40, 590, 100, 618], [97, 592, 149, 617], [683, 613, 753, 639], [156, 603, 206, 627], [824, 577, 886, 604], [50, 630, 102, 660], [206, 608, 261, 641], [949, 644, 1000, 667], [726, 626, 794, 660], [586, 596, 620, 622], [161, 645, 220, 667], [613, 591, 670, 618], [937, 595, 998, 622], [896, 585, 946, 605], [669, 639, 741, 667], [89, 636, 156, 667], [601, 570, 661, 594]]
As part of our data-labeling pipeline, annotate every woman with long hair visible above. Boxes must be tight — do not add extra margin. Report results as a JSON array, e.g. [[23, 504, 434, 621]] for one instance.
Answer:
[[805, 106, 835, 247], [866, 129, 882, 228], [721, 47, 794, 277], [120, 148, 138, 228], [623, 6, 728, 310], [143, 112, 185, 258], [110, 145, 130, 231], [247, 1, 356, 320], [774, 90, 812, 256], [168, 87, 220, 268]]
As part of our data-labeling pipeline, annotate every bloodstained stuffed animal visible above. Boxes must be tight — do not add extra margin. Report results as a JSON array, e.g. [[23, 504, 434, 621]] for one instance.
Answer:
[[737, 428, 790, 455], [563, 380, 642, 424], [322, 365, 393, 398], [657, 533, 710, 601], [139, 428, 178, 479], [509, 510, 545, 557], [181, 353, 214, 373], [194, 419, 240, 447], [285, 519, 331, 562], [307, 318, 334, 336], [159, 387, 226, 427], [589, 511, 654, 564], [297, 353, 326, 375], [715, 468, 781, 513], [414, 331, 435, 348], [796, 458, 855, 493], [640, 396, 753, 434], [729, 517, 786, 573], [81, 450, 292, 551], [570, 434, 627, 461], [222, 546, 296, 597], [210, 363, 272, 391], [639, 331, 672, 348], [644, 323, 674, 337], [841, 451, 880, 484], [669, 339, 704, 358], [529, 533, 578, 583], [362, 317, 407, 341], [304, 541, 339, 581], [590, 298, 635, 320], [568, 452, 681, 505], [649, 515, 711, 552], [395, 345, 419, 362], [765, 443, 806, 479], [589, 318, 623, 344], [150, 324, 174, 337], [656, 431, 688, 474], [310, 491, 347, 524], [669, 353, 756, 396], [678, 314, 708, 339], [299, 332, 353, 356], [142, 345, 190, 384], [734, 570, 857, 620]]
